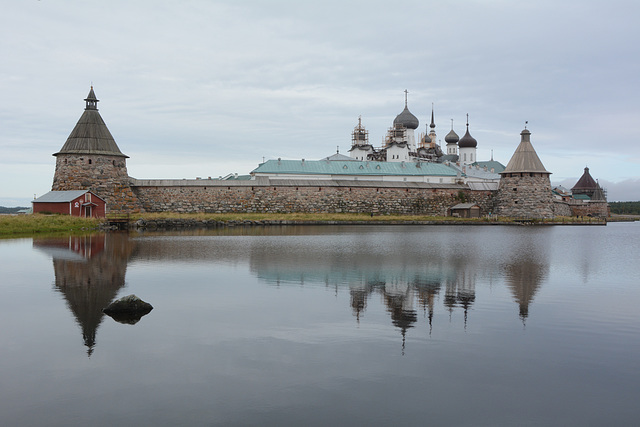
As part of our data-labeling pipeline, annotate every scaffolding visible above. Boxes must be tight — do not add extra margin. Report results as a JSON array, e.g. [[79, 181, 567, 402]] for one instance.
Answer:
[[351, 116, 369, 146]]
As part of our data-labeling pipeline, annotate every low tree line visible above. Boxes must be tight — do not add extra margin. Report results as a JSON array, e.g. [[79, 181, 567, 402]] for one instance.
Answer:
[[609, 201, 640, 215], [0, 206, 29, 214]]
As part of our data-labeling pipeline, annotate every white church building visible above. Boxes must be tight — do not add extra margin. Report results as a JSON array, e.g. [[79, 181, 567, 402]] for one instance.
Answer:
[[251, 91, 503, 187]]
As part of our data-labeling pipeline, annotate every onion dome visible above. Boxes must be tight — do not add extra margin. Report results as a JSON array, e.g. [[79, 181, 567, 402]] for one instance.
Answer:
[[393, 90, 419, 130], [445, 129, 459, 144], [458, 117, 477, 148], [423, 132, 432, 144], [394, 106, 419, 130]]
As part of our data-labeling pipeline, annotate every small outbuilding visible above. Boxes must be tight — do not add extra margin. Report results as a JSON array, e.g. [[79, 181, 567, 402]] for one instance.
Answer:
[[450, 202, 481, 218], [32, 190, 106, 218]]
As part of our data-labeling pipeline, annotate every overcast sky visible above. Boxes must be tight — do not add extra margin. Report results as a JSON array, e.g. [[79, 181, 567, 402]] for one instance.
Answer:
[[2, 0, 639, 206]]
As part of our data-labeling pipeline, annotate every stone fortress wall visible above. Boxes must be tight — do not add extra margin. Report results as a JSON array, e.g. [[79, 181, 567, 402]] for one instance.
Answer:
[[131, 179, 497, 216]]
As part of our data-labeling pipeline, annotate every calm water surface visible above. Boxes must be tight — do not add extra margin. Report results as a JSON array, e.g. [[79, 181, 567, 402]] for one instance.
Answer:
[[0, 224, 638, 426]]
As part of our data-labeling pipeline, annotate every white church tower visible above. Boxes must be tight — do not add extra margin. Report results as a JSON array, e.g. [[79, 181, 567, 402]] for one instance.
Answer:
[[349, 116, 374, 161], [392, 90, 419, 151], [445, 119, 459, 156], [458, 114, 478, 166]]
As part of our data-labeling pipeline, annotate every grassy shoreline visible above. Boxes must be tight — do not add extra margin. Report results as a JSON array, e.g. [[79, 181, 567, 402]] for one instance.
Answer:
[[0, 212, 614, 238], [0, 214, 101, 238]]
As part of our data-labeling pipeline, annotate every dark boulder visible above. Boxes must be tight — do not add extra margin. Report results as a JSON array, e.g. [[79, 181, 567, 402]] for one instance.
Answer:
[[103, 294, 153, 324]]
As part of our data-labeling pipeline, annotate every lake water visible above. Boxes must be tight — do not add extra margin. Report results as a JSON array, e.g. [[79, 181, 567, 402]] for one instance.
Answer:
[[0, 223, 638, 426]]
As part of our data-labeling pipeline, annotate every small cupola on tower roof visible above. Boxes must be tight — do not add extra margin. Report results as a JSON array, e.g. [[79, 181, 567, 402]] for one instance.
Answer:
[[393, 90, 419, 130], [458, 115, 477, 148], [54, 86, 128, 158], [500, 126, 550, 174], [84, 86, 99, 110]]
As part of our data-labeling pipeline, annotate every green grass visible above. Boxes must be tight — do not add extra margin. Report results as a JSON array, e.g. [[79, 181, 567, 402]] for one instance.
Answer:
[[0, 214, 100, 237], [0, 212, 608, 238]]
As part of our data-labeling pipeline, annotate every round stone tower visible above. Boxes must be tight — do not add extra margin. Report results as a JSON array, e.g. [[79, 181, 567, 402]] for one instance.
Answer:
[[495, 127, 553, 218], [52, 87, 140, 212]]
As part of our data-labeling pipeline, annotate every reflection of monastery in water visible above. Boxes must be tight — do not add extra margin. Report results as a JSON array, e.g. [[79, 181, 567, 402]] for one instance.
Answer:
[[33, 234, 136, 356], [246, 228, 548, 345], [35, 229, 548, 354]]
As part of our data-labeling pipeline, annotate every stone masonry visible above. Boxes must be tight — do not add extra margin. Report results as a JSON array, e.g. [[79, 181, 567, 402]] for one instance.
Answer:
[[495, 174, 554, 218], [131, 180, 496, 216], [52, 154, 141, 212]]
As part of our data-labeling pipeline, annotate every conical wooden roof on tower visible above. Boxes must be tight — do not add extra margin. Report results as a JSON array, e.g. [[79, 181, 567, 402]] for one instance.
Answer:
[[571, 167, 598, 192], [500, 128, 549, 175], [53, 87, 128, 158]]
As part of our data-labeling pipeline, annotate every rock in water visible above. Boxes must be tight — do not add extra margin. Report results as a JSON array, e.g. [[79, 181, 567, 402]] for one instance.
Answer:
[[103, 294, 153, 324]]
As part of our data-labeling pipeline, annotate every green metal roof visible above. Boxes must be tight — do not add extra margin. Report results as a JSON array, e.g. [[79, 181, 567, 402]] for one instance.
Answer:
[[471, 160, 506, 173], [222, 174, 252, 181], [252, 159, 458, 177]]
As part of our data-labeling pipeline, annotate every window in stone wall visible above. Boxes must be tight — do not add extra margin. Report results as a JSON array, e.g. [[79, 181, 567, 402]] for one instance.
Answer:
[[88, 159, 92, 165]]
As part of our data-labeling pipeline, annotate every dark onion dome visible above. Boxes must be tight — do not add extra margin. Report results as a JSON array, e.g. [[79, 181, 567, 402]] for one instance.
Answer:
[[54, 87, 128, 158], [458, 124, 477, 148], [422, 125, 431, 143], [393, 106, 419, 130], [445, 129, 459, 144]]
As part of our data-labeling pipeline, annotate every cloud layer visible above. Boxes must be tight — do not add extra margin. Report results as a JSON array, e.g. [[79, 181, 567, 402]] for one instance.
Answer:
[[1, 0, 639, 205]]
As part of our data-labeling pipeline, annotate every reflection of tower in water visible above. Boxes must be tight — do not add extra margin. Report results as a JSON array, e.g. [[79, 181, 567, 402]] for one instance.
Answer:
[[414, 279, 441, 333], [504, 258, 548, 322], [382, 279, 418, 354], [350, 283, 373, 323], [502, 232, 550, 323], [34, 234, 136, 356], [443, 260, 476, 327]]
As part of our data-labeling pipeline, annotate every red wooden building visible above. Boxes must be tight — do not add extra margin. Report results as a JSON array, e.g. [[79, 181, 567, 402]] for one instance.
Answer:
[[32, 190, 106, 218]]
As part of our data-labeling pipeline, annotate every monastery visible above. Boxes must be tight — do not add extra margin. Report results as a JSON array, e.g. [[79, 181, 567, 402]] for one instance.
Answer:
[[35, 87, 609, 218]]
